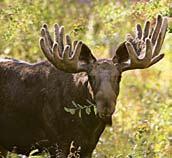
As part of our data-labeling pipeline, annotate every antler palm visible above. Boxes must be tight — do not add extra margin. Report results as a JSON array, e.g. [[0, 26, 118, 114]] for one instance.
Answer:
[[123, 15, 168, 71]]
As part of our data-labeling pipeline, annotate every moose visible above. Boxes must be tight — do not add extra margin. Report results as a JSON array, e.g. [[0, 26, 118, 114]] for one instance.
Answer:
[[0, 15, 168, 158]]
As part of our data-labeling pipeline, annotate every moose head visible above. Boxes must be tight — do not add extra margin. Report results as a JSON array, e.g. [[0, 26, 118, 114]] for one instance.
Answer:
[[40, 15, 167, 121]]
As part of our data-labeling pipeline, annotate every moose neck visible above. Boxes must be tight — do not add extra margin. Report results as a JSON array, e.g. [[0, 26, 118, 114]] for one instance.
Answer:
[[44, 66, 106, 146]]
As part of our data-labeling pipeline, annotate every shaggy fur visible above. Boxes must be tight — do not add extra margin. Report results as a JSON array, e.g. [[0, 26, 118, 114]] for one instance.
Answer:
[[0, 59, 106, 157]]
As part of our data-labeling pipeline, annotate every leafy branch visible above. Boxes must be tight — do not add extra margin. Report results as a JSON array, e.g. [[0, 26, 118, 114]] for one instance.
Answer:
[[64, 100, 97, 118]]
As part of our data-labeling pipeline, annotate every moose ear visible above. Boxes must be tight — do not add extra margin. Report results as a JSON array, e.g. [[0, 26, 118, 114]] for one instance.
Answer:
[[112, 42, 129, 63], [79, 43, 97, 64]]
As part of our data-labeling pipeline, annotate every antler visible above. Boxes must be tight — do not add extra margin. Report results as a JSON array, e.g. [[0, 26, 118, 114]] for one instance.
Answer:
[[40, 24, 87, 73], [122, 15, 168, 71]]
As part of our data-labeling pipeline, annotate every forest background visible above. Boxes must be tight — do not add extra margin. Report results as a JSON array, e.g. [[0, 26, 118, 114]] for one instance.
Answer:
[[0, 0, 172, 157]]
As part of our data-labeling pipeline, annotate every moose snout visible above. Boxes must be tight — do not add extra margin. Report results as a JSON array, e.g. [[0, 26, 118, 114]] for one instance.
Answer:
[[95, 91, 117, 118], [97, 101, 116, 118]]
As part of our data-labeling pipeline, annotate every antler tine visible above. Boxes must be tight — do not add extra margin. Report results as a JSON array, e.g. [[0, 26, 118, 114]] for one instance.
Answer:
[[149, 54, 164, 67], [52, 42, 64, 68], [72, 41, 83, 60], [59, 26, 64, 52], [62, 45, 71, 59], [125, 42, 139, 63], [143, 21, 150, 41], [144, 38, 152, 62], [136, 24, 142, 39], [152, 17, 168, 57], [43, 24, 54, 47], [151, 15, 163, 45], [40, 37, 53, 62], [66, 35, 72, 49], [40, 27, 54, 63], [54, 24, 60, 42], [54, 24, 65, 56]]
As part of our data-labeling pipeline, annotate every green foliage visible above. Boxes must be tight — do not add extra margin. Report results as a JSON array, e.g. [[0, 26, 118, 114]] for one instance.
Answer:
[[6, 149, 50, 158], [0, 0, 171, 157], [64, 100, 96, 118]]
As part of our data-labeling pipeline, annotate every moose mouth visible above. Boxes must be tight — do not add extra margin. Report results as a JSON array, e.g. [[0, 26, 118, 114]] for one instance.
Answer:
[[99, 114, 112, 126]]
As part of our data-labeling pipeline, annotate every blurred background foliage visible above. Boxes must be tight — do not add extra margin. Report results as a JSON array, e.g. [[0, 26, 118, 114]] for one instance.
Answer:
[[0, 0, 172, 157]]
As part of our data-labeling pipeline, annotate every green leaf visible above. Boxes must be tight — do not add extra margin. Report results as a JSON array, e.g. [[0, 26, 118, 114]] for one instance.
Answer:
[[86, 99, 95, 106], [77, 103, 84, 109], [64, 107, 70, 112], [93, 106, 97, 115], [29, 149, 39, 156], [78, 109, 82, 118], [86, 107, 91, 115], [69, 109, 76, 115], [64, 107, 76, 115], [72, 101, 78, 107]]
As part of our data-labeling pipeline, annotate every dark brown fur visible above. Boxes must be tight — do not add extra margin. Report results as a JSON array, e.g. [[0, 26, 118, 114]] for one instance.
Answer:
[[0, 56, 122, 157]]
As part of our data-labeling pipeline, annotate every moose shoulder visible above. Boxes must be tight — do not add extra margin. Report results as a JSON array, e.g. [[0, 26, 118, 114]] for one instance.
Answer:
[[0, 15, 168, 158]]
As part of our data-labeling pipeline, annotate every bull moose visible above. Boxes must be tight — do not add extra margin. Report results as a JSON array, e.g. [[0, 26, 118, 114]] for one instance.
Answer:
[[0, 15, 168, 157]]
